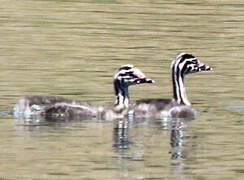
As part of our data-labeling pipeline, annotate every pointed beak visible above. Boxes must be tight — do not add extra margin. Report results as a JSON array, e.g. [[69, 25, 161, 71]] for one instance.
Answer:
[[133, 67, 155, 84], [198, 62, 213, 71], [136, 78, 155, 84]]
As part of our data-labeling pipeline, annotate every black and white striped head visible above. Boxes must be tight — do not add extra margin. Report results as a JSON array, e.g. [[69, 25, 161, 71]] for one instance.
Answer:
[[114, 64, 154, 87], [172, 53, 212, 76]]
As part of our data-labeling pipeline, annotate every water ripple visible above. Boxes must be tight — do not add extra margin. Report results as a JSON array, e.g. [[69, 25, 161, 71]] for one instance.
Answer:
[[226, 105, 244, 109]]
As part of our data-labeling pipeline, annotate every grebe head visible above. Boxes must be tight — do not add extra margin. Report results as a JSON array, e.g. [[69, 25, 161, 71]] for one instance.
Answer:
[[114, 64, 154, 87], [171, 53, 212, 105], [172, 53, 212, 76]]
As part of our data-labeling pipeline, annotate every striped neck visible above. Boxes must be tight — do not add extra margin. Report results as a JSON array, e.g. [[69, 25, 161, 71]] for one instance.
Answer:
[[171, 59, 191, 106], [113, 80, 130, 112]]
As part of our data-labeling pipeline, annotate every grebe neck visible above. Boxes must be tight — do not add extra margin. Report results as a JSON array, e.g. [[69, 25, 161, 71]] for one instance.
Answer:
[[113, 80, 130, 112], [172, 61, 191, 106]]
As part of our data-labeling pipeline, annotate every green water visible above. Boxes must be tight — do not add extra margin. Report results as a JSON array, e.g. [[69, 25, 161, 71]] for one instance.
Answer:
[[0, 0, 243, 179]]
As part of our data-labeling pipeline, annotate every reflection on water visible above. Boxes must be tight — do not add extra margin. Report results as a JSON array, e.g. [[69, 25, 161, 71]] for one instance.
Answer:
[[170, 120, 185, 160], [113, 119, 131, 150], [113, 117, 193, 161], [112, 117, 199, 180], [0, 0, 244, 179]]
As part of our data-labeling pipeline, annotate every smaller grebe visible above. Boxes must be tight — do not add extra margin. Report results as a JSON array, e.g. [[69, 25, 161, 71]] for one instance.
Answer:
[[12, 65, 154, 120]]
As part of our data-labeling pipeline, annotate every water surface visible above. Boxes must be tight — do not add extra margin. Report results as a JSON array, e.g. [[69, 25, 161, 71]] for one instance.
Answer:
[[0, 0, 244, 179]]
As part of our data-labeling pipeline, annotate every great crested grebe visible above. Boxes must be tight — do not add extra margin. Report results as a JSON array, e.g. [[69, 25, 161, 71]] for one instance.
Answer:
[[132, 53, 212, 119], [12, 65, 154, 120]]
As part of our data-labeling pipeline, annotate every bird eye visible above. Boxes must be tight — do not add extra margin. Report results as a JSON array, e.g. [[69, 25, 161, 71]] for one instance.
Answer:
[[133, 74, 139, 79]]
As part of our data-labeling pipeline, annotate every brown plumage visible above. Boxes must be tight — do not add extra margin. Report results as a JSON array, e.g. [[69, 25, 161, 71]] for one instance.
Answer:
[[12, 65, 154, 121]]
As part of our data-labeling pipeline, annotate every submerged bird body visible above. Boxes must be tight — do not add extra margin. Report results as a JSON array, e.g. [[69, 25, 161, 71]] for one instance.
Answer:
[[132, 98, 196, 119], [12, 96, 97, 120]]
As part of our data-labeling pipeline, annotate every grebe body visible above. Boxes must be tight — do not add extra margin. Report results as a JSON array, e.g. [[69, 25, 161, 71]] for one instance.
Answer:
[[132, 53, 212, 119], [12, 65, 153, 120]]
